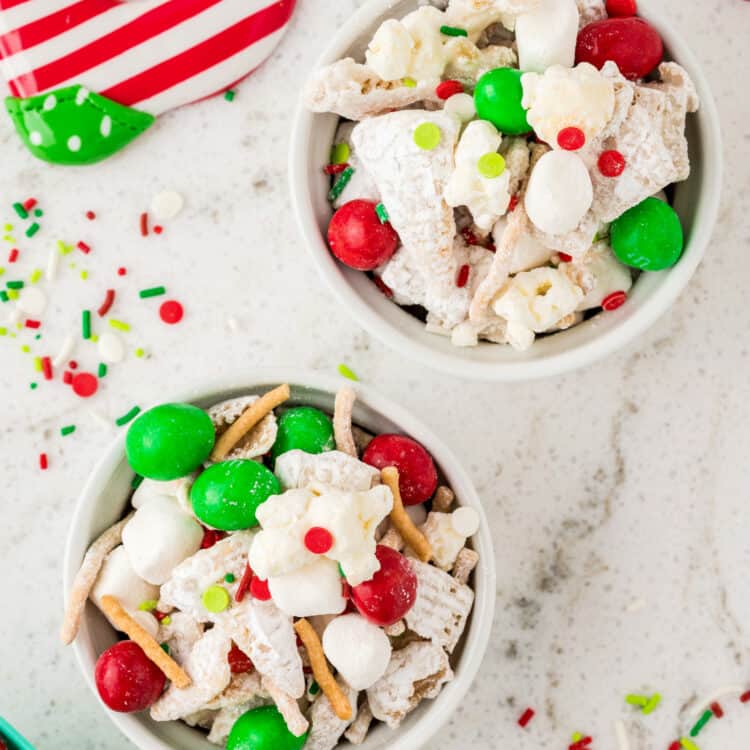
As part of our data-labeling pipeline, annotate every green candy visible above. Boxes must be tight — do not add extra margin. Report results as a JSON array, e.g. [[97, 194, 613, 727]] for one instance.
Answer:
[[610, 197, 684, 271], [190, 459, 280, 531], [126, 403, 214, 481], [474, 68, 531, 135], [271, 407, 335, 462], [227, 707, 308, 750]]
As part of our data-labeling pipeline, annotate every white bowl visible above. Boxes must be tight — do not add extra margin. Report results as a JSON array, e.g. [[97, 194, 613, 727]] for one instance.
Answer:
[[290, 0, 723, 381], [63, 371, 496, 750]]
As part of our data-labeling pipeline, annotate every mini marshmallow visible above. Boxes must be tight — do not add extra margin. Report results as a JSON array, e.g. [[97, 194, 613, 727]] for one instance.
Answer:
[[90, 545, 160, 638], [515, 0, 579, 72], [451, 507, 480, 537], [122, 496, 203, 585], [322, 614, 392, 690], [132, 479, 183, 508], [444, 120, 511, 232], [525, 150, 593, 235], [522, 63, 615, 146], [444, 92, 476, 123], [268, 558, 347, 618]]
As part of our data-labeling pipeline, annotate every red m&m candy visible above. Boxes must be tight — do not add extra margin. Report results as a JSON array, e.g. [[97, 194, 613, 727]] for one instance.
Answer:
[[606, 0, 637, 17], [351, 545, 417, 626], [327, 200, 399, 271], [94, 640, 165, 712], [363, 434, 438, 505]]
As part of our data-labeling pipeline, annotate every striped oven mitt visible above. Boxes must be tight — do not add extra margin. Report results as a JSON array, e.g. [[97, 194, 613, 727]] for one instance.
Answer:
[[0, 0, 296, 165]]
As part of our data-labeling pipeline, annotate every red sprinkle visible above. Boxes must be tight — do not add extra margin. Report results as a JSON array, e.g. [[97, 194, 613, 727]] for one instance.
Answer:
[[569, 737, 593, 750], [235, 564, 254, 602], [227, 644, 254, 674], [8, 248, 19, 263], [303, 666, 313, 675], [518, 708, 535, 728], [117, 267, 127, 276], [153, 225, 163, 235], [139, 212, 149, 237], [23, 198, 37, 211], [740, 691, 750, 703], [559, 253, 573, 262], [602, 290, 627, 311], [85, 210, 96, 220], [341, 580, 351, 600], [436, 79, 464, 100], [668, 743, 681, 750], [159, 299, 184, 325], [456, 264, 470, 288], [41, 356, 52, 381], [599, 150, 626, 177], [25, 319, 41, 329], [304, 527, 334, 554], [324, 163, 349, 175], [508, 194, 519, 213], [373, 275, 394, 299], [710, 702, 724, 718], [39, 453, 48, 470], [200, 528, 227, 549], [71, 372, 98, 398], [63, 371, 73, 385], [557, 126, 586, 151], [77, 241, 91, 254], [606, 0, 637, 16], [68, 360, 78, 370], [249, 576, 271, 601], [97, 289, 116, 317], [153, 610, 170, 622]]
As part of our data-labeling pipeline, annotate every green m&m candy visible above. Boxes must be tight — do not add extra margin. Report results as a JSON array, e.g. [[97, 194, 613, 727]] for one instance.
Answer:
[[227, 706, 308, 750], [610, 197, 684, 271], [474, 68, 531, 135], [190, 459, 280, 531], [126, 403, 214, 481], [271, 407, 335, 462]]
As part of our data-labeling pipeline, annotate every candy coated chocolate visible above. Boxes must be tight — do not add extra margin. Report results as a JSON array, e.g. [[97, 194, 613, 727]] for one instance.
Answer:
[[94, 641, 165, 712], [474, 68, 531, 135], [271, 407, 335, 462], [227, 706, 308, 750]]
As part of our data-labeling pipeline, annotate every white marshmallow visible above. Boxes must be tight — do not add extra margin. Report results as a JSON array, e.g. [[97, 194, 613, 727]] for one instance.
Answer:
[[444, 92, 476, 123], [451, 507, 480, 537], [268, 558, 347, 618], [90, 545, 160, 638], [122, 496, 203, 585], [525, 150, 593, 235], [132, 479, 182, 508], [515, 0, 579, 73], [322, 614, 392, 690]]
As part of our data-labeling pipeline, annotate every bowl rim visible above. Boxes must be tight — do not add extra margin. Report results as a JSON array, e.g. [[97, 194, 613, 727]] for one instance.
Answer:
[[289, 0, 723, 382], [63, 370, 497, 750]]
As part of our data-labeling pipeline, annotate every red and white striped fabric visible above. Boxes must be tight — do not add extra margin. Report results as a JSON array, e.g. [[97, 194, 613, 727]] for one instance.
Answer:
[[0, 0, 296, 115]]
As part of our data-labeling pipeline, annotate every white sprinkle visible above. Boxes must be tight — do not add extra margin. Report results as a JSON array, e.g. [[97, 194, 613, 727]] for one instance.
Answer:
[[88, 408, 112, 429], [452, 506, 480, 537], [16, 286, 46, 316], [46, 245, 60, 281], [625, 598, 647, 613], [98, 330, 125, 364], [52, 334, 76, 367], [100, 115, 112, 137], [687, 685, 746, 720], [5, 307, 21, 326], [150, 190, 184, 221], [75, 87, 90, 105], [43, 94, 57, 111], [614, 720, 630, 750], [444, 92, 476, 122], [29, 131, 42, 146], [67, 135, 82, 152]]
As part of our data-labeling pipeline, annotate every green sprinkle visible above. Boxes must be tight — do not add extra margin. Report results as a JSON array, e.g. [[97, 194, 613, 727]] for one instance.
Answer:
[[25, 222, 40, 238], [161, 616, 171, 626], [116, 405, 141, 426], [91, 334, 99, 343], [6, 280, 23, 289], [34, 334, 41, 341], [690, 710, 713, 737], [202, 585, 230, 613], [33, 356, 42, 371], [21, 344, 31, 353], [375, 203, 390, 224], [80, 270, 88, 281], [160, 643, 170, 654], [60, 425, 76, 436], [477, 152, 506, 179], [29, 269, 42, 284], [34, 209, 43, 218], [0, 327, 6, 336], [643, 694, 661, 715], [82, 309, 92, 340], [139, 286, 166, 299], [337, 563, 345, 578], [328, 166, 355, 202], [98, 362, 107, 378], [138, 599, 158, 612], [338, 363, 359, 381], [131, 474, 144, 489], [571, 733, 583, 742], [57, 240, 73, 255], [625, 695, 649, 707], [134, 347, 145, 358], [0, 267, 4, 276], [680, 739, 700, 750], [29, 382, 37, 389], [413, 122, 442, 150], [330, 142, 350, 165], [109, 319, 130, 332], [7, 289, 18, 300], [224, 573, 236, 583], [309, 681, 320, 696], [0, 291, 8, 303], [224, 90, 236, 102], [402, 77, 417, 88], [440, 24, 468, 36], [3, 224, 12, 232], [12, 202, 27, 219]]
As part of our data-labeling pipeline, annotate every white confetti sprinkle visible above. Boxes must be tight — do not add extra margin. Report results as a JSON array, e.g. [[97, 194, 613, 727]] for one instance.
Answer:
[[614, 721, 630, 750], [29, 131, 42, 146], [43, 94, 56, 111], [16, 287, 47, 317], [98, 331, 125, 363], [451, 506, 480, 537], [150, 190, 184, 221], [67, 135, 82, 152], [52, 334, 76, 367], [100, 115, 112, 138], [46, 246, 59, 281]]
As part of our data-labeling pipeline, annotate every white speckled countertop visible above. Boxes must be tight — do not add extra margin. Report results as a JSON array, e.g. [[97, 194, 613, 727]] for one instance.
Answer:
[[1, 1, 749, 748]]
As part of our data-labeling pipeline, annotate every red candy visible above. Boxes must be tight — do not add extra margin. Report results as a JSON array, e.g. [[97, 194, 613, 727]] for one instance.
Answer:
[[304, 527, 334, 554], [250, 576, 271, 601], [598, 149, 626, 177], [606, 0, 637, 16], [200, 528, 227, 549], [602, 290, 627, 310], [227, 644, 254, 674], [557, 127, 586, 151], [456, 264, 470, 288], [436, 79, 464, 100], [72, 372, 98, 398], [327, 200, 399, 271], [363, 434, 438, 505], [94, 641, 165, 712], [351, 545, 418, 626], [159, 299, 184, 324], [576, 17, 663, 80]]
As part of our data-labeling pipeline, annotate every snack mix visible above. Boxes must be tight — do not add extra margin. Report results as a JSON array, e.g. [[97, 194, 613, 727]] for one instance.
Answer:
[[62, 384, 481, 750], [306, 0, 698, 350]]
